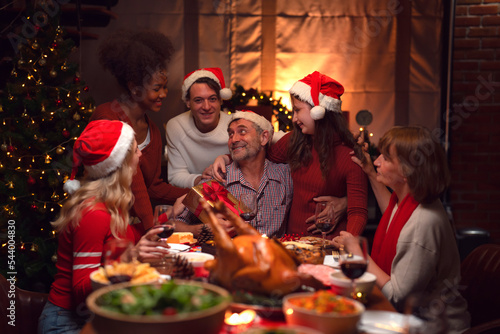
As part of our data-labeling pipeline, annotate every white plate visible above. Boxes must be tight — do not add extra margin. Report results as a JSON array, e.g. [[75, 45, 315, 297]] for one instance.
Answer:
[[156, 244, 190, 253], [323, 255, 340, 268], [359, 311, 424, 334]]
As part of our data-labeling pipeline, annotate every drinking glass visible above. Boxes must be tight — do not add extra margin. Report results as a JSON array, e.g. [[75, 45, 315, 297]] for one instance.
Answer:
[[103, 239, 137, 284], [154, 205, 175, 242], [238, 193, 258, 222], [314, 202, 336, 249], [339, 236, 369, 300]]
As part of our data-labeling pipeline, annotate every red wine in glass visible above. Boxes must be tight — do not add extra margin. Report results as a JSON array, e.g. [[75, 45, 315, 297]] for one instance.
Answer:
[[157, 225, 175, 239], [316, 221, 333, 232], [341, 262, 367, 279], [240, 212, 256, 221]]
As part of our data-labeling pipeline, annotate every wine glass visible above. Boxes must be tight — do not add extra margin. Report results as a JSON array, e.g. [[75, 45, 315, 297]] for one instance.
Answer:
[[154, 205, 175, 242], [403, 292, 448, 334], [339, 236, 369, 300], [238, 193, 258, 222], [314, 202, 336, 249], [103, 239, 137, 284]]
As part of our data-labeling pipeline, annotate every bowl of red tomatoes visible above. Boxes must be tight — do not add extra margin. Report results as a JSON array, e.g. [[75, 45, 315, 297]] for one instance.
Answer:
[[282, 290, 364, 334]]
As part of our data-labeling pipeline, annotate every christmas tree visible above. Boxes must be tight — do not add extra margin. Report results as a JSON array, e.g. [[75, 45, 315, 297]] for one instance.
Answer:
[[0, 8, 93, 291]]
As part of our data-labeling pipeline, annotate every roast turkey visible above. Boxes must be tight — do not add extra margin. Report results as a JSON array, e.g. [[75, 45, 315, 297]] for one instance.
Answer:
[[201, 200, 324, 296]]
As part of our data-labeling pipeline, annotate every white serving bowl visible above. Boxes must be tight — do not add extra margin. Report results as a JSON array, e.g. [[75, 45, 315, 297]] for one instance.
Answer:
[[283, 292, 365, 334], [329, 271, 376, 298], [179, 252, 214, 267]]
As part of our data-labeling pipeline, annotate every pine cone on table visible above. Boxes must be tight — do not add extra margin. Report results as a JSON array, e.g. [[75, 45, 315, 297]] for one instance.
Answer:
[[171, 254, 194, 279]]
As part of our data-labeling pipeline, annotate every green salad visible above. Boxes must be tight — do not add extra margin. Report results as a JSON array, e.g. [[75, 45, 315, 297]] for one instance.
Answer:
[[97, 281, 227, 316]]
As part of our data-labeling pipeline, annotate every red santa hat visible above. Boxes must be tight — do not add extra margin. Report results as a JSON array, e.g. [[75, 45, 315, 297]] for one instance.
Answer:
[[181, 67, 232, 102], [63, 120, 135, 194], [230, 110, 274, 140], [288, 71, 344, 120]]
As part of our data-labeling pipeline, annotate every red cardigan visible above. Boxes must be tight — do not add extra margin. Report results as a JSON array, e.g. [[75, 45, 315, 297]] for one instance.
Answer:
[[90, 101, 189, 232], [267, 132, 368, 238]]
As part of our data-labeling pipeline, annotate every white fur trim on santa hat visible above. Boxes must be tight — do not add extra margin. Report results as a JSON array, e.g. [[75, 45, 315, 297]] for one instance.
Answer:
[[231, 110, 274, 140], [310, 106, 326, 120], [182, 69, 232, 102], [289, 81, 342, 115], [84, 123, 135, 179]]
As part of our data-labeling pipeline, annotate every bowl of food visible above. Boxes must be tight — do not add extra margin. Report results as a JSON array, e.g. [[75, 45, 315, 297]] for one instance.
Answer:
[[89, 262, 162, 290], [329, 271, 376, 298], [86, 280, 231, 334], [283, 290, 364, 334]]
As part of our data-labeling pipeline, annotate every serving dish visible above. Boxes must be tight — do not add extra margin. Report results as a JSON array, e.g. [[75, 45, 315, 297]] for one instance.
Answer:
[[86, 280, 231, 334]]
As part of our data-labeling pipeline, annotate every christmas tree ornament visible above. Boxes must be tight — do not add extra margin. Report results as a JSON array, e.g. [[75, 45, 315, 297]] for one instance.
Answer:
[[56, 146, 64, 154], [61, 63, 68, 71], [1, 143, 7, 151], [51, 253, 58, 263], [73, 76, 80, 84], [51, 41, 58, 50], [45, 154, 52, 164], [62, 129, 70, 138], [7, 181, 14, 189], [18, 59, 25, 66], [11, 69, 17, 77], [50, 69, 57, 77], [73, 112, 81, 121], [51, 192, 60, 201], [22, 107, 29, 118], [7, 145, 15, 153], [30, 243, 38, 252], [84, 85, 89, 92], [41, 104, 46, 112], [8, 95, 14, 101], [31, 203, 38, 211], [55, 99, 62, 106], [28, 175, 36, 185], [32, 41, 40, 49], [39, 58, 47, 66]]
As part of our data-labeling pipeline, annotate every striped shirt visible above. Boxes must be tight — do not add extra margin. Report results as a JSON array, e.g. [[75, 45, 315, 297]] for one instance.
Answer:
[[177, 159, 293, 238]]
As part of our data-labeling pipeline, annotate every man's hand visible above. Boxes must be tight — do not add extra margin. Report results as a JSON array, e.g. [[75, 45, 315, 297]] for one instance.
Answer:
[[212, 155, 230, 182]]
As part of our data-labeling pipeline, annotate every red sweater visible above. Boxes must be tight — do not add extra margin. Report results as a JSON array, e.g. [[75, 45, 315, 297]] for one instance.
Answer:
[[267, 132, 368, 238], [48, 203, 136, 310], [90, 101, 189, 232]]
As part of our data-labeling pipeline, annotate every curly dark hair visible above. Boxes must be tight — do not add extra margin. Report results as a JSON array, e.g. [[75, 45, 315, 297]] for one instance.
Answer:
[[287, 95, 365, 179], [99, 30, 174, 91]]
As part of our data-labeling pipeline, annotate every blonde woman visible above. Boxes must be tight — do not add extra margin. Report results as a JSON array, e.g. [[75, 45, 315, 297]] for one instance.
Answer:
[[38, 120, 170, 334]]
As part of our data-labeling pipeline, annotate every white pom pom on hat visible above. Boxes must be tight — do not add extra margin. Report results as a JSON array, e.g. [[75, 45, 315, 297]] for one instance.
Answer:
[[182, 67, 232, 102], [63, 120, 135, 195], [289, 71, 344, 120]]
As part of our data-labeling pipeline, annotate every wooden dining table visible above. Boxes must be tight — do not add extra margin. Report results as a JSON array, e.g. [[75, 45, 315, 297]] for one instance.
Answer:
[[80, 284, 395, 334]]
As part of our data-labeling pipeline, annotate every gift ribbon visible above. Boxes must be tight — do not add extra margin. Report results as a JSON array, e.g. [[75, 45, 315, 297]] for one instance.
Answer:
[[194, 182, 242, 216]]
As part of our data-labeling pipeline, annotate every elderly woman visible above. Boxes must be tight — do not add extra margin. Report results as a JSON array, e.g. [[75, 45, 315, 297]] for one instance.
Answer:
[[334, 126, 470, 333]]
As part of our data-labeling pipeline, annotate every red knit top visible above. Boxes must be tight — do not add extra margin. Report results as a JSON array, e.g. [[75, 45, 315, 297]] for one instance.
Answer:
[[48, 203, 136, 310], [267, 132, 368, 238], [90, 101, 189, 233]]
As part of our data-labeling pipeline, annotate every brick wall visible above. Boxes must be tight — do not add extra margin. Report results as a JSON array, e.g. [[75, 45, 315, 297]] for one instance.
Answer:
[[451, 0, 500, 243]]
